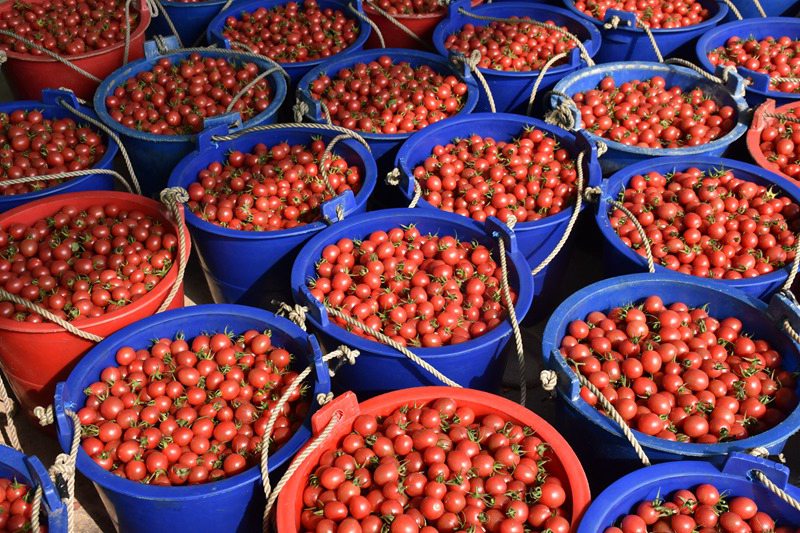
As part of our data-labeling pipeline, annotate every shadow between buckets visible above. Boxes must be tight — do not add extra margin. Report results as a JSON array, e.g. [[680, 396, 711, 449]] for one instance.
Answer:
[[146, 0, 230, 46]]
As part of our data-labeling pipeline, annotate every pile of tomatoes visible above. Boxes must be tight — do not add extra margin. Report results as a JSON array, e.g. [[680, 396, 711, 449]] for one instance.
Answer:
[[307, 225, 516, 348], [573, 76, 735, 148], [0, 479, 35, 533], [444, 19, 578, 72], [366, 0, 443, 16], [611, 166, 800, 279], [604, 483, 799, 533], [220, 0, 359, 64], [560, 295, 798, 443], [79, 329, 309, 485], [0, 202, 178, 322], [754, 107, 800, 182], [185, 139, 363, 231], [413, 128, 579, 224], [0, 0, 139, 56], [104, 54, 273, 136], [572, 0, 709, 28], [300, 397, 573, 532], [708, 36, 800, 94], [307, 56, 468, 134], [0, 109, 107, 195]]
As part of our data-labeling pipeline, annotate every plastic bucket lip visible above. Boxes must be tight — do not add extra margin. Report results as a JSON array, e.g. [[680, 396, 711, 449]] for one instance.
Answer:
[[159, 0, 228, 6], [394, 112, 596, 231], [541, 272, 800, 458], [56, 303, 329, 499], [206, 0, 372, 71], [0, 191, 190, 335], [747, 99, 800, 181], [0, 446, 66, 532], [562, 0, 727, 34], [92, 49, 287, 144], [596, 155, 800, 292], [696, 17, 800, 102], [290, 208, 534, 360], [0, 0, 151, 62], [296, 48, 481, 143], [431, 2, 602, 80], [551, 61, 749, 158]]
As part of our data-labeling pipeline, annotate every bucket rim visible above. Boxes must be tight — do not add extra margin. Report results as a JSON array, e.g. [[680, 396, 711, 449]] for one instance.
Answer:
[[562, 0, 727, 34], [0, 191, 190, 334], [746, 99, 800, 181]]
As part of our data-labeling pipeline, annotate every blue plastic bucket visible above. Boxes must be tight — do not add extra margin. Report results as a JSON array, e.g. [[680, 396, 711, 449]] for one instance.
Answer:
[[0, 89, 120, 213], [726, 0, 800, 21], [206, 0, 371, 92], [147, 0, 230, 47], [431, 0, 602, 114], [290, 208, 534, 398], [579, 453, 800, 532], [696, 17, 800, 107], [167, 125, 378, 307], [541, 273, 800, 485], [562, 0, 728, 63], [549, 61, 750, 175], [596, 156, 800, 301], [93, 38, 287, 198], [52, 304, 331, 533], [393, 112, 601, 318], [0, 446, 67, 532]]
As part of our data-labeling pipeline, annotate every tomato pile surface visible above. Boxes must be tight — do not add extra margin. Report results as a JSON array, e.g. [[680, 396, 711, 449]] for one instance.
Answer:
[[104, 54, 273, 135], [366, 0, 443, 16], [754, 108, 800, 180], [573, 76, 736, 148], [0, 109, 107, 195], [300, 397, 573, 533], [307, 225, 516, 348], [307, 56, 468, 134], [0, 0, 139, 56], [610, 166, 800, 279], [560, 295, 798, 443], [0, 479, 36, 533], [443, 19, 578, 72], [413, 128, 579, 224], [0, 203, 178, 322], [604, 483, 800, 533], [79, 329, 310, 485], [708, 36, 800, 94], [220, 0, 359, 64], [572, 0, 709, 28], [185, 138, 363, 231]]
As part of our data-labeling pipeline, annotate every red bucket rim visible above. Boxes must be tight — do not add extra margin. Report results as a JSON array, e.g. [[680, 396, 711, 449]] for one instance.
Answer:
[[746, 98, 800, 183]]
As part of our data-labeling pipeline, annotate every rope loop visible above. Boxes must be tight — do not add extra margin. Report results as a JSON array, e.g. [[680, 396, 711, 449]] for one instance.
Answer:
[[602, 15, 663, 62], [158, 187, 190, 313], [385, 168, 401, 187], [273, 301, 308, 330], [363, 0, 433, 49], [540, 369, 557, 392], [347, 2, 386, 48], [452, 50, 496, 113]]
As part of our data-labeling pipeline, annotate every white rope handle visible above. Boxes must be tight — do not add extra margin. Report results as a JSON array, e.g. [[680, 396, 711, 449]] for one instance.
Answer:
[[363, 0, 433, 49], [0, 375, 19, 452], [0, 30, 101, 82], [603, 15, 663, 63], [717, 0, 744, 19], [609, 198, 656, 274], [527, 52, 569, 116], [0, 169, 133, 194], [158, 187, 191, 313], [455, 50, 496, 113], [347, 3, 386, 48]]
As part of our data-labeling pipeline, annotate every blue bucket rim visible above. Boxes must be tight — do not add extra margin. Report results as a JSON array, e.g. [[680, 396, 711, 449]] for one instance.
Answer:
[[597, 155, 800, 290], [541, 272, 800, 457], [92, 49, 287, 143], [394, 112, 599, 232], [296, 48, 481, 143], [695, 17, 800, 102], [55, 303, 329, 498], [291, 207, 534, 360], [551, 61, 749, 157], [0, 96, 120, 204], [0, 445, 65, 530], [562, 0, 728, 33], [167, 126, 378, 240], [431, 2, 602, 79], [205, 0, 372, 71], [158, 0, 228, 7]]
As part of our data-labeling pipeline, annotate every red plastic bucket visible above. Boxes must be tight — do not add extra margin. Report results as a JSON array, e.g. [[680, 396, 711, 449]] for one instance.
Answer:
[[276, 387, 591, 531], [364, 0, 480, 49], [747, 98, 800, 183], [0, 0, 151, 101], [0, 191, 190, 416]]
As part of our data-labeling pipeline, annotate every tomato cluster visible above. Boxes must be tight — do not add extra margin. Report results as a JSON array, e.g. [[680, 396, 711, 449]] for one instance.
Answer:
[[79, 329, 309, 485], [0, 479, 35, 533], [573, 76, 736, 148], [185, 138, 363, 231], [755, 108, 800, 180], [307, 225, 516, 348], [0, 0, 139, 56], [104, 54, 273, 136], [367, 0, 443, 16], [307, 56, 468, 134], [444, 20, 578, 72], [300, 397, 572, 533], [0, 203, 178, 322], [221, 0, 359, 64], [0, 109, 106, 195], [572, 0, 709, 28], [708, 36, 800, 94], [560, 295, 798, 443], [413, 128, 579, 224], [605, 483, 800, 533], [611, 167, 800, 279]]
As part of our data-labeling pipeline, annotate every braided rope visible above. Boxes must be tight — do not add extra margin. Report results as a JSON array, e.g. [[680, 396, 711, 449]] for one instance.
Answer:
[[544, 89, 578, 130], [765, 112, 800, 124], [0, 169, 133, 194], [0, 288, 104, 342], [782, 235, 800, 291], [603, 15, 663, 63], [273, 301, 308, 331], [158, 187, 191, 313], [225, 66, 280, 114], [347, 3, 386, 48], [0, 376, 20, 452], [123, 0, 133, 65], [31, 486, 43, 533], [408, 178, 423, 208], [156, 44, 291, 84], [363, 0, 432, 49], [751, 0, 767, 17], [717, 0, 744, 19], [540, 368, 558, 393], [0, 30, 101, 82], [783, 319, 800, 343], [456, 50, 496, 113], [0, 50, 6, 67], [212, 122, 369, 149], [609, 198, 656, 273], [753, 470, 800, 511], [527, 52, 568, 116]]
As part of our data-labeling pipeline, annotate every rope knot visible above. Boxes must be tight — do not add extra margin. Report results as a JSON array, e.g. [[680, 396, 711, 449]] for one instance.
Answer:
[[466, 49, 482, 69], [160, 186, 189, 207], [274, 301, 308, 330], [385, 168, 401, 186], [316, 392, 334, 405], [544, 94, 577, 131], [504, 214, 517, 231], [596, 140, 608, 157], [34, 405, 55, 427], [326, 345, 360, 377], [584, 186, 603, 203], [540, 369, 557, 392], [748, 446, 770, 458], [603, 15, 622, 29]]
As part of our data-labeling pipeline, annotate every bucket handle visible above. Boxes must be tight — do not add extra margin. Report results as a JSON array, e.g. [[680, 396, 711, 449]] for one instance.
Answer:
[[601, 11, 663, 63], [451, 50, 496, 113], [346, 0, 386, 49], [321, 190, 357, 224], [594, 182, 657, 274], [724, 452, 791, 487], [546, 91, 582, 133], [362, 0, 434, 50], [26, 454, 68, 533], [196, 113, 242, 150], [144, 35, 181, 59], [0, 29, 102, 82]]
